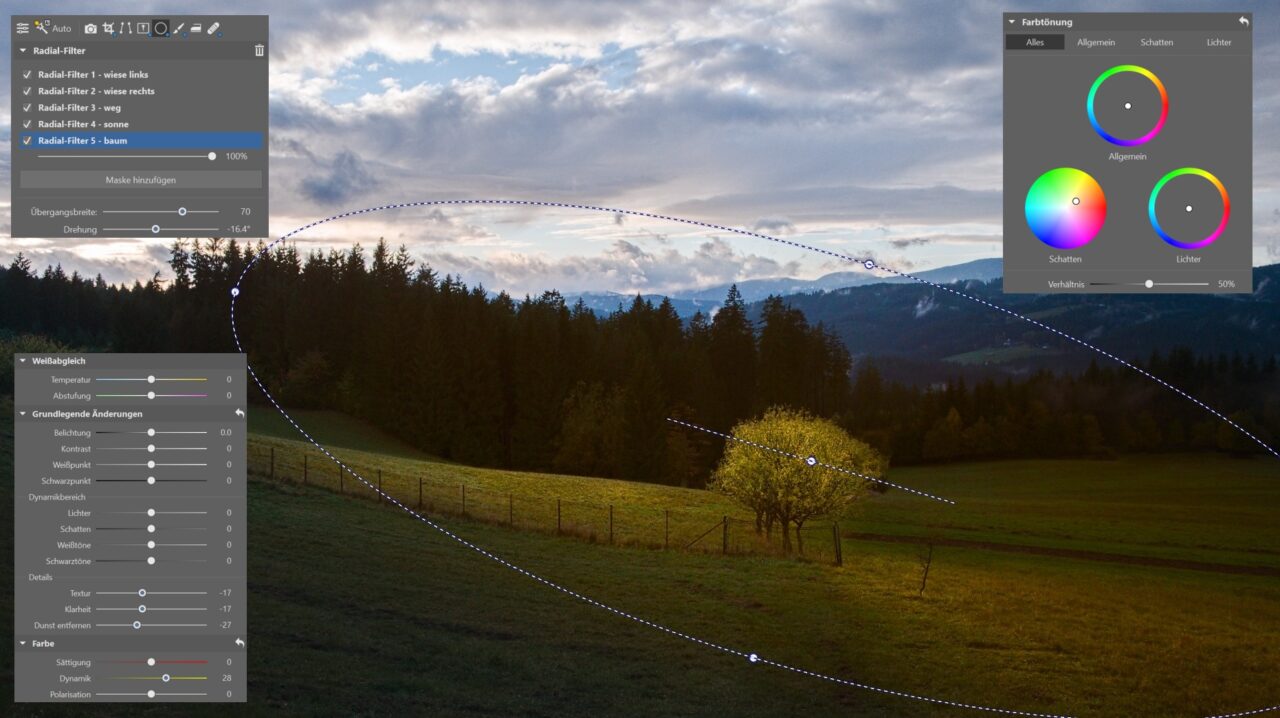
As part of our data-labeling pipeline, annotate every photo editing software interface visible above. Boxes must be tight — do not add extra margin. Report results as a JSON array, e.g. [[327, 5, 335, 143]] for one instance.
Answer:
[[1004, 12, 1252, 293], [10, 15, 263, 704], [4, 6, 1274, 717]]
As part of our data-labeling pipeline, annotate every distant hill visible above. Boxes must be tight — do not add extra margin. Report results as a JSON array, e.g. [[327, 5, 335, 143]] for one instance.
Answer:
[[563, 257, 1005, 317], [762, 264, 1280, 384], [561, 259, 1279, 385]]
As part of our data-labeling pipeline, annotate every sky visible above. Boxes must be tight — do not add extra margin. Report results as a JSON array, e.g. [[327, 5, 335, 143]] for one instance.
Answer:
[[2, 0, 1278, 296]]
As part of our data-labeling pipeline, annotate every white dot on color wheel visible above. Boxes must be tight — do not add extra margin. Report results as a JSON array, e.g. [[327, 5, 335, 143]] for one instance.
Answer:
[[147, 657, 155, 666], [1125, 102, 1132, 110], [1186, 205, 1193, 212], [1145, 279, 1154, 288], [1072, 197, 1080, 205]]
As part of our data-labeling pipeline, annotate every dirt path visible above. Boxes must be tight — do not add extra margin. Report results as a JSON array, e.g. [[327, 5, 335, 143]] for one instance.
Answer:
[[844, 532, 1280, 577]]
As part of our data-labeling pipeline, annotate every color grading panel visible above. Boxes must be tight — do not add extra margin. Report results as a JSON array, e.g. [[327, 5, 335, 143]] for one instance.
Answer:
[[1003, 13, 1252, 294], [13, 354, 246, 703]]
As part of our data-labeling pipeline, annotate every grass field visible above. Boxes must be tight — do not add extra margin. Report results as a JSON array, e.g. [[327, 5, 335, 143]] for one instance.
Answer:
[[6, 400, 1279, 717], [245, 406, 1280, 571], [248, 405, 440, 461]]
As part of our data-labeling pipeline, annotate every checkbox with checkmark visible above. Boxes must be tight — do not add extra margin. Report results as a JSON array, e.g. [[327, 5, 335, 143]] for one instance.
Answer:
[[23, 103, 31, 112], [22, 70, 32, 79], [23, 120, 32, 128], [23, 87, 32, 95], [22, 136, 32, 146]]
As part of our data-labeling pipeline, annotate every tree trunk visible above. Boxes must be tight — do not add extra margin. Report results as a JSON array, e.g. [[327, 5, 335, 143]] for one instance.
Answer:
[[754, 509, 764, 535], [795, 519, 805, 554], [779, 519, 791, 553]]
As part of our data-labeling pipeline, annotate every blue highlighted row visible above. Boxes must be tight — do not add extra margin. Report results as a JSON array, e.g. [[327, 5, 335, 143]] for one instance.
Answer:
[[18, 132, 262, 150]]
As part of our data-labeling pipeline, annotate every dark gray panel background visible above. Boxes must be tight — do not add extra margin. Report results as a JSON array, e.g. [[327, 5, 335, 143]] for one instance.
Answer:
[[13, 354, 247, 703], [10, 16, 269, 239], [1003, 15, 1252, 294]]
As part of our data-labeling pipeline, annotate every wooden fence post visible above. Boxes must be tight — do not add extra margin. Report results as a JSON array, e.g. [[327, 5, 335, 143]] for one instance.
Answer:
[[418, 477, 423, 509], [722, 516, 728, 554], [377, 469, 382, 503], [269, 447, 275, 481], [833, 523, 843, 566]]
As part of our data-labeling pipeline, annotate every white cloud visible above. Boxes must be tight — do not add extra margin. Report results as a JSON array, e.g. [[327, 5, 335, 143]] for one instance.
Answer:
[[422, 235, 801, 296], [3, 0, 1278, 287]]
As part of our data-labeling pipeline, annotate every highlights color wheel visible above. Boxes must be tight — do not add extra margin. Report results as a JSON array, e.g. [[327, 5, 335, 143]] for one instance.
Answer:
[[1149, 167, 1230, 250], [1024, 168, 1106, 250], [1087, 64, 1168, 146]]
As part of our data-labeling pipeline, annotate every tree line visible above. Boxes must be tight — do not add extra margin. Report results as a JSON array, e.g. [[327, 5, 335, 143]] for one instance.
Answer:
[[2, 239, 1277, 487]]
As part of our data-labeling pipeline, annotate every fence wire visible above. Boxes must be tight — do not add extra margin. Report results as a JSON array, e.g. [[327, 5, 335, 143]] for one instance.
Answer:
[[248, 441, 845, 564]]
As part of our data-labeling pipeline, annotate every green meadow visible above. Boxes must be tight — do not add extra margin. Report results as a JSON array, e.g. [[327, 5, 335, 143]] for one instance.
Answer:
[[5, 400, 1277, 717]]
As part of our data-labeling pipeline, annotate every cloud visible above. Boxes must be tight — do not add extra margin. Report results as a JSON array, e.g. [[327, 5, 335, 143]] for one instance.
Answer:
[[889, 237, 932, 249], [298, 151, 383, 205], [751, 218, 795, 235], [668, 185, 1001, 226], [421, 235, 800, 296], [886, 233, 998, 249], [3, 0, 1277, 290]]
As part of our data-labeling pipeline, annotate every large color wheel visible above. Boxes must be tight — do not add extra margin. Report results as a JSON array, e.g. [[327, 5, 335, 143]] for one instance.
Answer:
[[1148, 167, 1230, 250], [1025, 168, 1106, 250], [1087, 65, 1168, 146]]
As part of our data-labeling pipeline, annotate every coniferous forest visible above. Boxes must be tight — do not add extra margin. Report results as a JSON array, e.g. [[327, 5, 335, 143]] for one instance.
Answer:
[[3, 239, 1277, 487]]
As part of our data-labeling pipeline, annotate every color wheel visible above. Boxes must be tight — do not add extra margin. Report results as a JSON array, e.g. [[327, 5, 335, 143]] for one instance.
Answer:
[[1025, 168, 1106, 250], [1087, 64, 1168, 146], [1148, 167, 1230, 250]]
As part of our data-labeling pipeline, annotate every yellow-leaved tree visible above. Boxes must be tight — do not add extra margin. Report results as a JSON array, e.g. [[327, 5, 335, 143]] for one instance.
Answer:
[[711, 407, 885, 553]]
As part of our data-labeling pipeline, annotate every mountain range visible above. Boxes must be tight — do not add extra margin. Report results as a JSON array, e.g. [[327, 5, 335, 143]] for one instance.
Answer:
[[561, 257, 1003, 317], [564, 257, 1280, 384]]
